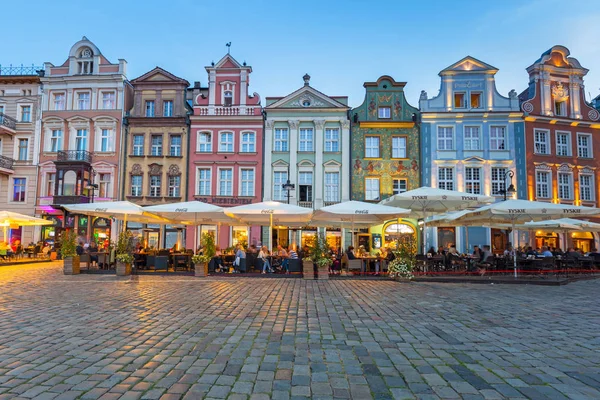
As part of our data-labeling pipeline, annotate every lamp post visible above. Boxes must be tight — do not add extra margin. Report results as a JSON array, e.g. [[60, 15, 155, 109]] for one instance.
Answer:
[[497, 170, 516, 201], [282, 179, 295, 205]]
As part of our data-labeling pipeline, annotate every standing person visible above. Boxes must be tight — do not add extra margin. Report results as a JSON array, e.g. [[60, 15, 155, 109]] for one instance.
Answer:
[[259, 246, 272, 274]]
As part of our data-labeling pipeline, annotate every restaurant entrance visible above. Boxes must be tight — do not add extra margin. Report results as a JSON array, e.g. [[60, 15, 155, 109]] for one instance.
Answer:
[[572, 232, 594, 253]]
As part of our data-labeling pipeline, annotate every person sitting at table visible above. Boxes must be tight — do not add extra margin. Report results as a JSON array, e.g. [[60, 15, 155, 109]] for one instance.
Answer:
[[277, 245, 288, 272], [213, 246, 224, 272], [259, 246, 272, 274], [552, 247, 564, 257], [503, 245, 515, 258], [76, 242, 84, 256], [247, 244, 258, 254], [540, 246, 553, 258], [88, 241, 99, 267], [286, 246, 298, 275], [427, 246, 436, 257], [446, 247, 463, 270], [565, 247, 580, 260], [474, 245, 493, 276], [525, 246, 537, 256], [472, 245, 484, 261], [346, 246, 356, 260], [437, 246, 446, 256]]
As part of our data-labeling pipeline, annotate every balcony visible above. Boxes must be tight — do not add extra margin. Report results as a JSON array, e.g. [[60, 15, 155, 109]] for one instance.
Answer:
[[55, 150, 93, 164], [298, 201, 313, 209], [0, 113, 17, 135], [53, 195, 91, 206], [324, 201, 340, 207], [0, 155, 15, 175], [0, 64, 44, 76], [196, 105, 259, 116]]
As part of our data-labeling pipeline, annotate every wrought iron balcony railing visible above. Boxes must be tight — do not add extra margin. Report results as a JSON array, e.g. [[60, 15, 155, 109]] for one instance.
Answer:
[[0, 64, 44, 76], [0, 113, 17, 130], [0, 155, 15, 170], [56, 150, 93, 163]]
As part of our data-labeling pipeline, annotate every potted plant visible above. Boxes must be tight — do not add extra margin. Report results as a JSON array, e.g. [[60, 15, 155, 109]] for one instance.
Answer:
[[116, 230, 134, 276], [304, 233, 332, 280], [193, 232, 215, 277], [61, 229, 79, 275], [387, 236, 416, 281]]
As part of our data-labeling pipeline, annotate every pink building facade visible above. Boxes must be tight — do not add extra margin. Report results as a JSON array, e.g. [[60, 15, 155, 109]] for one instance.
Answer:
[[186, 54, 263, 249]]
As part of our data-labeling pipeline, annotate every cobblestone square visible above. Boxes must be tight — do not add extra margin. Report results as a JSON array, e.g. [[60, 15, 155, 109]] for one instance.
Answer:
[[0, 262, 599, 399]]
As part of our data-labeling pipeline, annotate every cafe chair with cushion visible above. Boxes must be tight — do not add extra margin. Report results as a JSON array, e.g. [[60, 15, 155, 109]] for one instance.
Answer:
[[154, 256, 169, 271], [79, 253, 91, 270], [173, 255, 189, 271]]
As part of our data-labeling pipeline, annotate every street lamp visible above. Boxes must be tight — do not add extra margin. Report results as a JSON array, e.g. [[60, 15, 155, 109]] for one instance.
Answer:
[[497, 170, 516, 201], [85, 183, 99, 203], [282, 179, 295, 204]]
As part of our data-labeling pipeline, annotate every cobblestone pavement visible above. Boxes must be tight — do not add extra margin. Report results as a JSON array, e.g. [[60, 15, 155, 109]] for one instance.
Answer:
[[0, 262, 599, 400]]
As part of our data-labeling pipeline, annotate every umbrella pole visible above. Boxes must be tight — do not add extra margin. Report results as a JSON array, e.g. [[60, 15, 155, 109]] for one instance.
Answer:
[[422, 208, 427, 255], [513, 221, 517, 278], [465, 227, 469, 254], [269, 213, 273, 250]]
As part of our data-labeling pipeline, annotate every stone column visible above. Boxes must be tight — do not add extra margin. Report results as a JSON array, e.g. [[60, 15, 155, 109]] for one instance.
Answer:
[[91, 88, 98, 110], [314, 119, 325, 209], [288, 120, 299, 205], [341, 119, 350, 202]]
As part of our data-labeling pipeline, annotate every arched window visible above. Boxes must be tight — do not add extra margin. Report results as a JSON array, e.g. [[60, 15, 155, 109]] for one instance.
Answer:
[[61, 171, 77, 196]]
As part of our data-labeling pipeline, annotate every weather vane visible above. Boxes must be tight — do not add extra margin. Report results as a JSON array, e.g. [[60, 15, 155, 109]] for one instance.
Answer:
[[226, 42, 231, 54]]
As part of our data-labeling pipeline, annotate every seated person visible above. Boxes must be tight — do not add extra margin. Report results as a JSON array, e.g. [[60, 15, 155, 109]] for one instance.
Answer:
[[277, 245, 288, 271], [587, 247, 600, 257], [553, 247, 564, 257], [437, 246, 446, 256], [213, 246, 224, 272], [346, 246, 356, 260], [88, 241, 99, 267], [475, 245, 494, 276], [540, 246, 553, 258], [525, 246, 537, 256], [427, 246, 436, 257], [472, 245, 484, 262], [259, 246, 272, 274], [565, 247, 580, 259], [76, 242, 84, 256], [446, 247, 464, 269]]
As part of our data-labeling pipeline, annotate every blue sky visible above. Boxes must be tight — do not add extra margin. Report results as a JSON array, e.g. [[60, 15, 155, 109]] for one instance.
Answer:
[[4, 0, 599, 107]]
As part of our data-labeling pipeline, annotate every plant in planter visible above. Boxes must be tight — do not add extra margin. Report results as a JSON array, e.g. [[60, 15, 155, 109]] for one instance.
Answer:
[[304, 233, 333, 280], [116, 230, 134, 276], [193, 232, 216, 277], [61, 229, 79, 275], [387, 236, 416, 280]]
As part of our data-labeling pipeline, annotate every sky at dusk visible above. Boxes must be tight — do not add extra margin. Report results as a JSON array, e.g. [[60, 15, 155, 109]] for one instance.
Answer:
[[4, 0, 600, 107]]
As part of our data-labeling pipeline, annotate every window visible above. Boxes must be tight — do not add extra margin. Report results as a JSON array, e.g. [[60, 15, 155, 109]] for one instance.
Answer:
[[131, 176, 143, 196], [438, 167, 454, 190], [18, 139, 28, 160], [365, 136, 380, 158], [50, 129, 63, 152], [145, 101, 155, 117], [12, 178, 26, 202], [168, 176, 181, 197], [454, 92, 466, 108], [219, 169, 233, 196], [100, 129, 111, 152], [98, 173, 110, 198], [77, 93, 90, 110], [151, 135, 163, 156], [224, 90, 233, 106], [491, 167, 507, 196], [47, 173, 56, 196], [197, 132, 212, 152], [75, 129, 88, 153], [241, 132, 255, 153], [299, 128, 314, 152], [470, 92, 482, 109], [273, 171, 288, 201], [534, 130, 550, 154], [102, 92, 115, 109], [298, 172, 313, 202], [392, 137, 407, 158], [558, 173, 572, 200], [464, 126, 480, 150], [149, 175, 161, 197], [392, 179, 407, 195], [219, 132, 233, 152], [579, 174, 594, 202], [555, 100, 567, 117], [240, 169, 254, 197], [197, 169, 211, 196], [163, 100, 173, 117], [437, 127, 453, 150], [274, 128, 289, 152], [0, 105, 3, 114], [169, 135, 182, 156], [536, 171, 551, 198], [365, 178, 380, 201], [20, 105, 31, 122], [490, 126, 506, 150], [325, 172, 339, 202], [465, 167, 481, 194], [54, 93, 65, 110], [378, 107, 391, 119], [325, 128, 339, 152], [556, 132, 570, 156], [577, 134, 592, 158], [132, 135, 144, 156]]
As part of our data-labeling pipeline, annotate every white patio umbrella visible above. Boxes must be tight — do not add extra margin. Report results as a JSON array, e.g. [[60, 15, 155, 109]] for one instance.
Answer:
[[311, 200, 411, 250], [61, 201, 172, 229], [226, 201, 313, 249], [0, 211, 53, 242], [521, 218, 600, 251], [144, 201, 240, 249], [380, 187, 494, 253], [455, 200, 600, 277]]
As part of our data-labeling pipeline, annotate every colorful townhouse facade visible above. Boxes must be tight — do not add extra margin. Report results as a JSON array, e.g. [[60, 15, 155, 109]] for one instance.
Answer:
[[185, 54, 263, 250], [349, 76, 420, 251], [0, 65, 43, 245], [518, 46, 600, 252], [124, 67, 190, 249], [35, 37, 132, 244], [263, 74, 350, 249], [420, 56, 523, 253]]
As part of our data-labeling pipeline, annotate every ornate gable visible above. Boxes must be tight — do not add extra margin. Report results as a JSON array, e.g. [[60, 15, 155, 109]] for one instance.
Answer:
[[440, 56, 498, 75], [267, 87, 347, 109], [131, 67, 188, 85]]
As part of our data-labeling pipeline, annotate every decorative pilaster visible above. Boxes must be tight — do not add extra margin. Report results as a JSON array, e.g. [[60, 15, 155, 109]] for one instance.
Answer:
[[288, 120, 299, 205], [263, 120, 275, 201], [340, 119, 350, 202], [314, 119, 325, 209]]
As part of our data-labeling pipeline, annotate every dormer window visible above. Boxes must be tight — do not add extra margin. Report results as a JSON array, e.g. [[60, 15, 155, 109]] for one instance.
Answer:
[[224, 91, 233, 107], [555, 100, 567, 117], [470, 92, 482, 109], [77, 47, 94, 75], [378, 107, 391, 119], [454, 92, 466, 108]]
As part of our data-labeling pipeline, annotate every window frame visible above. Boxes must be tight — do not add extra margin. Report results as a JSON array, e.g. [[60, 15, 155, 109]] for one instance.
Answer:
[[324, 171, 340, 202], [196, 167, 212, 196], [555, 131, 571, 157], [365, 177, 380, 201], [12, 177, 27, 202], [437, 126, 454, 151], [453, 92, 466, 109], [218, 168, 233, 196], [53, 92, 66, 111], [577, 133, 593, 159], [298, 171, 313, 202], [131, 175, 143, 197], [324, 128, 340, 152], [557, 171, 573, 200], [98, 173, 111, 198], [50, 129, 63, 152], [534, 129, 551, 155], [464, 166, 482, 194], [197, 131, 212, 153], [150, 134, 163, 156], [19, 105, 32, 122], [364, 136, 380, 158], [392, 178, 407, 195], [17, 138, 29, 160], [169, 134, 182, 157], [298, 128, 314, 152], [438, 167, 454, 191], [163, 100, 173, 117], [76, 92, 90, 110], [239, 168, 255, 197], [218, 131, 234, 153], [463, 126, 481, 151], [240, 131, 256, 153], [579, 173, 595, 202], [470, 91, 483, 109], [46, 172, 56, 196], [101, 91, 115, 110], [149, 174, 162, 197], [168, 175, 181, 197], [132, 134, 144, 156], [99, 129, 111, 152], [145, 100, 155, 117], [391, 136, 407, 159], [272, 170, 288, 201], [535, 170, 551, 199], [378, 107, 391, 119], [490, 125, 507, 150], [274, 128, 289, 152], [491, 167, 507, 196]]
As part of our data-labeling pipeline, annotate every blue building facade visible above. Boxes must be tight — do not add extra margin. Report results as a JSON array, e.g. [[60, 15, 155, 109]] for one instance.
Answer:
[[420, 56, 524, 253]]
